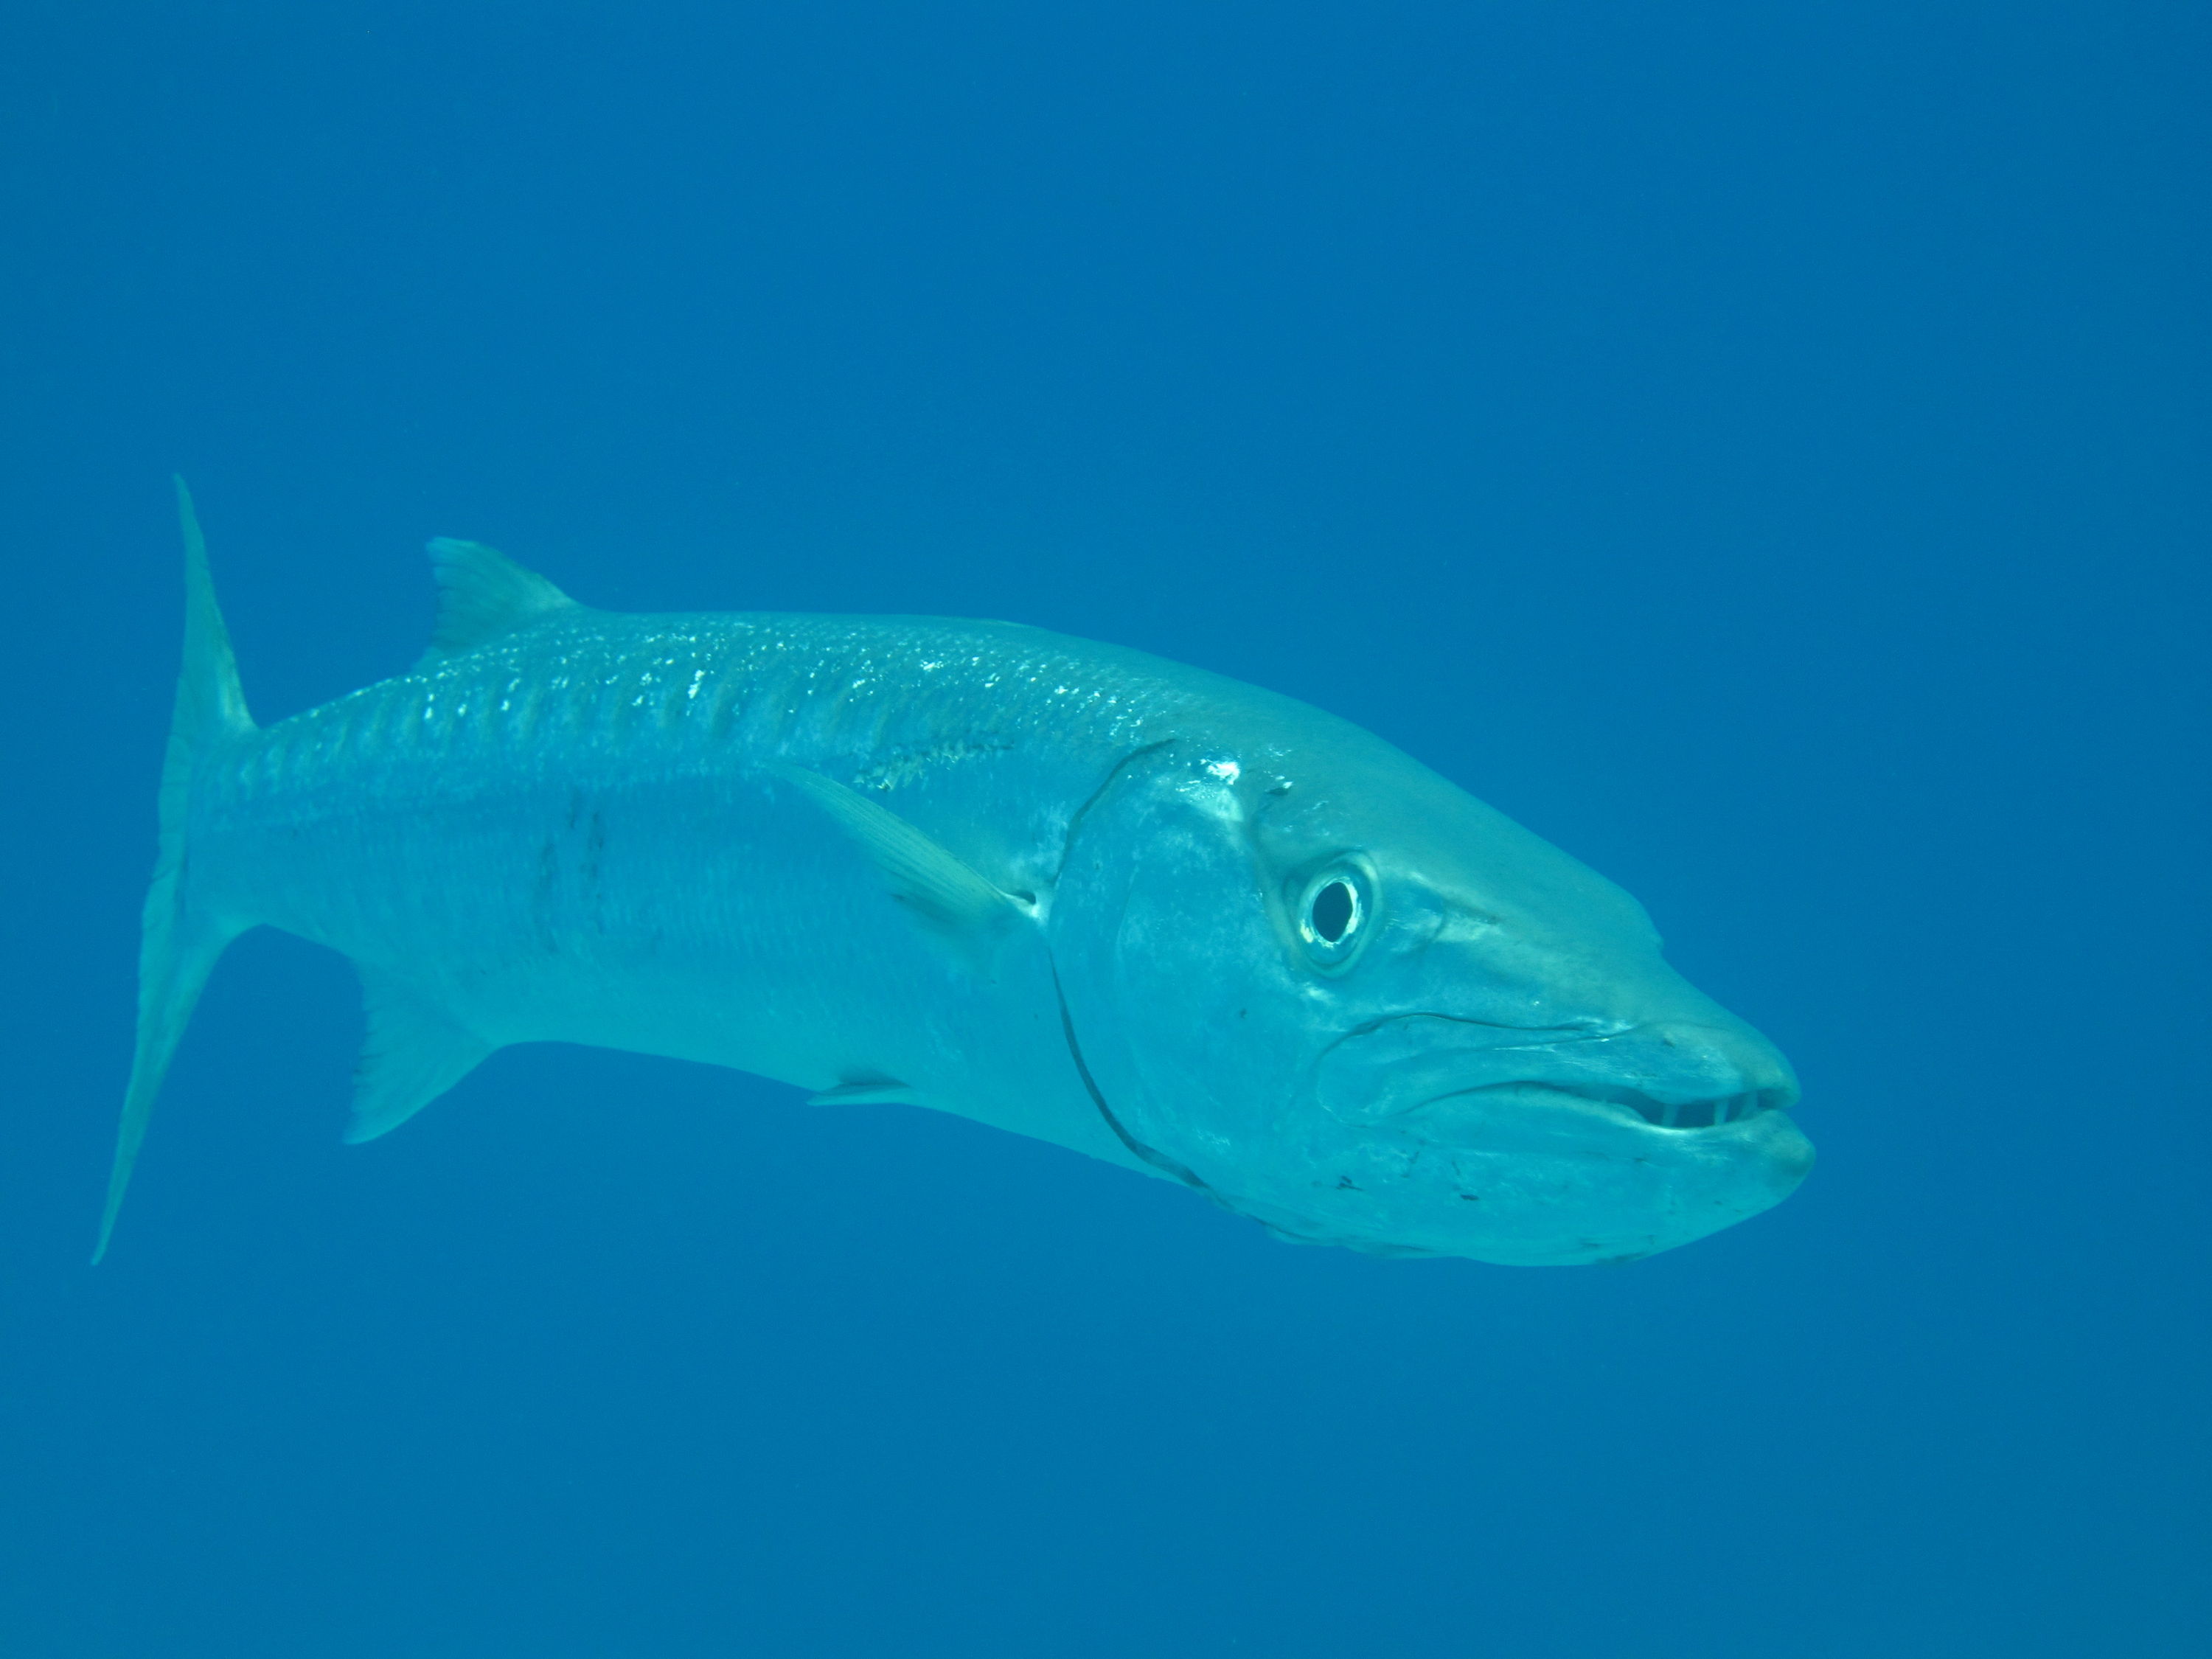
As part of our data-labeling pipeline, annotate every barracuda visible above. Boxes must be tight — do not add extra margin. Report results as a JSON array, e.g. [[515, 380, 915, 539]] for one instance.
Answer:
[[97, 482, 1812, 1266]]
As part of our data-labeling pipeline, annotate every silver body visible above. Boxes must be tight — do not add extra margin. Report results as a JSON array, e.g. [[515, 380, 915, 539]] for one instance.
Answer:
[[206, 607, 1194, 1175], [102, 500, 1811, 1266]]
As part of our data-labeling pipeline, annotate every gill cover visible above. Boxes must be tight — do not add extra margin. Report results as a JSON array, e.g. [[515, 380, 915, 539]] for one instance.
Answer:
[[1048, 745, 1321, 1219]]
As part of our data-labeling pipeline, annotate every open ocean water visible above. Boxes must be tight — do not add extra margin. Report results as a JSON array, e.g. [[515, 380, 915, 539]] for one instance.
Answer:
[[1, 4, 2204, 1656]]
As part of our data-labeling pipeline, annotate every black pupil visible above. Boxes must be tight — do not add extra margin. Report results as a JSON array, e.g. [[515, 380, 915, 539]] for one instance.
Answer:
[[1310, 880, 1356, 944]]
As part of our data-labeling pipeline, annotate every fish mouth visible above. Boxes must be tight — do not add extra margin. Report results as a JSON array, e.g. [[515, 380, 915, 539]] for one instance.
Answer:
[[1313, 1012, 1801, 1135], [1300, 1013, 1811, 1265], [1411, 1079, 1792, 1132]]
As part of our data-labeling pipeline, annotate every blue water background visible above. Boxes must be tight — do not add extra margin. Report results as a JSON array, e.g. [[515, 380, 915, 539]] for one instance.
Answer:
[[1, 5, 2204, 1655]]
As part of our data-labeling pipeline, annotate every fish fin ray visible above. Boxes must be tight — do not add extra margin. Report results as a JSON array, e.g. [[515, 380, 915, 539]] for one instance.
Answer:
[[94, 480, 256, 1262], [766, 764, 1031, 954], [416, 538, 580, 665], [345, 973, 495, 1144]]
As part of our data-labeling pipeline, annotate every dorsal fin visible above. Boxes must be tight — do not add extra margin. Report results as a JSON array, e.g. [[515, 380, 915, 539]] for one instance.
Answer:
[[419, 538, 580, 664]]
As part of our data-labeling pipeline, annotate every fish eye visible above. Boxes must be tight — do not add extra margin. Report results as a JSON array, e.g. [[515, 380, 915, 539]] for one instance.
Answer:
[[1311, 880, 1355, 942], [1296, 868, 1369, 965]]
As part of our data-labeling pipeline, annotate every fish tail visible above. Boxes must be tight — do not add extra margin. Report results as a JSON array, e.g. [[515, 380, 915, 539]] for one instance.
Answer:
[[94, 479, 256, 1262]]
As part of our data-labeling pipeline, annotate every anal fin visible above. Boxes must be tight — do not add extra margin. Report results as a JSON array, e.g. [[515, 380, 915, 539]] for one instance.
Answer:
[[347, 972, 495, 1144]]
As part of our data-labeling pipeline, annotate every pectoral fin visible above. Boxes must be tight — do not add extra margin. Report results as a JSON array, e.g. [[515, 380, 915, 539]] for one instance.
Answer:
[[767, 762, 1033, 964], [347, 973, 495, 1144]]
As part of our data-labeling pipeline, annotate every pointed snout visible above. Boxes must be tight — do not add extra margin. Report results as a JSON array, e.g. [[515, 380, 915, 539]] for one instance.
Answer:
[[1565, 949, 1801, 1127], [1607, 1017, 1800, 1128]]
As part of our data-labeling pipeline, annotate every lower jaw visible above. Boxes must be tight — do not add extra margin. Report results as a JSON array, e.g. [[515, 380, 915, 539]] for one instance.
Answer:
[[1294, 1104, 1815, 1265]]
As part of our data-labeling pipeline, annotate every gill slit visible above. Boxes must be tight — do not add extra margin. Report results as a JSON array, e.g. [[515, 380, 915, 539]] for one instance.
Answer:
[[1043, 735, 1219, 1198], [1046, 956, 1214, 1197], [1048, 737, 1176, 888]]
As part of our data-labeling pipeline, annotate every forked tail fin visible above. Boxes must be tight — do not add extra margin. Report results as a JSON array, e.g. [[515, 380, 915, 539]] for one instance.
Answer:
[[93, 479, 255, 1262]]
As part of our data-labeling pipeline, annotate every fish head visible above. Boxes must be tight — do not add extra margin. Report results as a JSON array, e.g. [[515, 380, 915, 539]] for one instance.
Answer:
[[1048, 733, 1812, 1265]]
